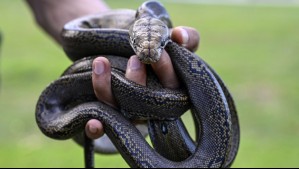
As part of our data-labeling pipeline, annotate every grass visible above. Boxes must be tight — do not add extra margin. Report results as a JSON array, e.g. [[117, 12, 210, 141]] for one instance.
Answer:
[[0, 0, 299, 167]]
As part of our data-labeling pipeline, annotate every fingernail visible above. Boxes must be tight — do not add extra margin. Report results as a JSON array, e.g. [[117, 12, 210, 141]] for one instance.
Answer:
[[129, 56, 141, 71], [93, 60, 105, 75], [180, 28, 189, 47], [88, 125, 98, 134]]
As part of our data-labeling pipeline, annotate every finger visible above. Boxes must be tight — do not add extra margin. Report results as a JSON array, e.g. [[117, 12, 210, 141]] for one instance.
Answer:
[[92, 57, 117, 108], [171, 26, 200, 52], [85, 119, 104, 139], [89, 57, 116, 140], [125, 55, 147, 86], [151, 50, 180, 89]]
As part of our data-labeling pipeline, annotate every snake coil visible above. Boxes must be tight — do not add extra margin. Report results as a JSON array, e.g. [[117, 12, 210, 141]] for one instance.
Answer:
[[36, 1, 240, 168]]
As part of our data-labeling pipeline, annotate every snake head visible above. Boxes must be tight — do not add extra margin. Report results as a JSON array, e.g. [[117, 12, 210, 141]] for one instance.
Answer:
[[129, 17, 170, 64]]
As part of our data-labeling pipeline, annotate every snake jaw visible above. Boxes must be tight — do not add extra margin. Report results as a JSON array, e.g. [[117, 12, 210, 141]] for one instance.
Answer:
[[138, 47, 162, 64]]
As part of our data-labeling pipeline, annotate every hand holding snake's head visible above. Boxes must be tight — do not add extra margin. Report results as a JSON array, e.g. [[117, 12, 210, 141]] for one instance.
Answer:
[[129, 17, 170, 64]]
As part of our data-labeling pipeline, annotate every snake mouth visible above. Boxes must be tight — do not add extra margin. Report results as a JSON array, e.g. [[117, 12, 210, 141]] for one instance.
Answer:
[[138, 55, 160, 64], [138, 55, 159, 64], [137, 48, 162, 64]]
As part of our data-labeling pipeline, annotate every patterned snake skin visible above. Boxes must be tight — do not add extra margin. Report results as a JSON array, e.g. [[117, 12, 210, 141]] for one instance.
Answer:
[[35, 1, 240, 168]]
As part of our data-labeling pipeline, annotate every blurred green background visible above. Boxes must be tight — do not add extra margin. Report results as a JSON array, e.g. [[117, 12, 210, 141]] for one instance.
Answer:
[[0, 0, 298, 168]]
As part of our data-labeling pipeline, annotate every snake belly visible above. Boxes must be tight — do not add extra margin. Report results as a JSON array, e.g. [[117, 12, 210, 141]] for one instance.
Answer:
[[36, 1, 240, 168]]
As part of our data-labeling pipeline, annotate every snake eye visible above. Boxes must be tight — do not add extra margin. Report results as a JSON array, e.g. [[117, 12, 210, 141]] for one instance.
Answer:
[[130, 37, 135, 44], [161, 40, 169, 48], [161, 41, 165, 48], [132, 38, 140, 47]]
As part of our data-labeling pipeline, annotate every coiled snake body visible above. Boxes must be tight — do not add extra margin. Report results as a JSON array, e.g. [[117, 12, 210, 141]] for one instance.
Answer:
[[36, 1, 240, 168]]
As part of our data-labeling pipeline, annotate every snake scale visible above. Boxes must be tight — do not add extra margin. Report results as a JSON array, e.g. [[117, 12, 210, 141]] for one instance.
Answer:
[[36, 1, 240, 168]]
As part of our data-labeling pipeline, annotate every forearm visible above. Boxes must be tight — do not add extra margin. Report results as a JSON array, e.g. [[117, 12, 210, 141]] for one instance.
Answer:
[[26, 0, 110, 44]]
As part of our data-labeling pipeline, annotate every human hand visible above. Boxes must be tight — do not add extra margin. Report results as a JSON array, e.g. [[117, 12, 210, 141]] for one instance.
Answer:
[[85, 26, 200, 139]]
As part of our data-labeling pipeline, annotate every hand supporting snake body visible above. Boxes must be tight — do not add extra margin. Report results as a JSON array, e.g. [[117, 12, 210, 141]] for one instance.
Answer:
[[36, 1, 240, 167]]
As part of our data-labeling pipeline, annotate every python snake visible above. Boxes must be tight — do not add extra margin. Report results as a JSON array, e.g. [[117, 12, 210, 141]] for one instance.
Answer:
[[36, 1, 240, 168]]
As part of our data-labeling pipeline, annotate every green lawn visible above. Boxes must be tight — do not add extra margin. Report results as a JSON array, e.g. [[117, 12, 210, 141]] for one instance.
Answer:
[[0, 0, 299, 168]]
